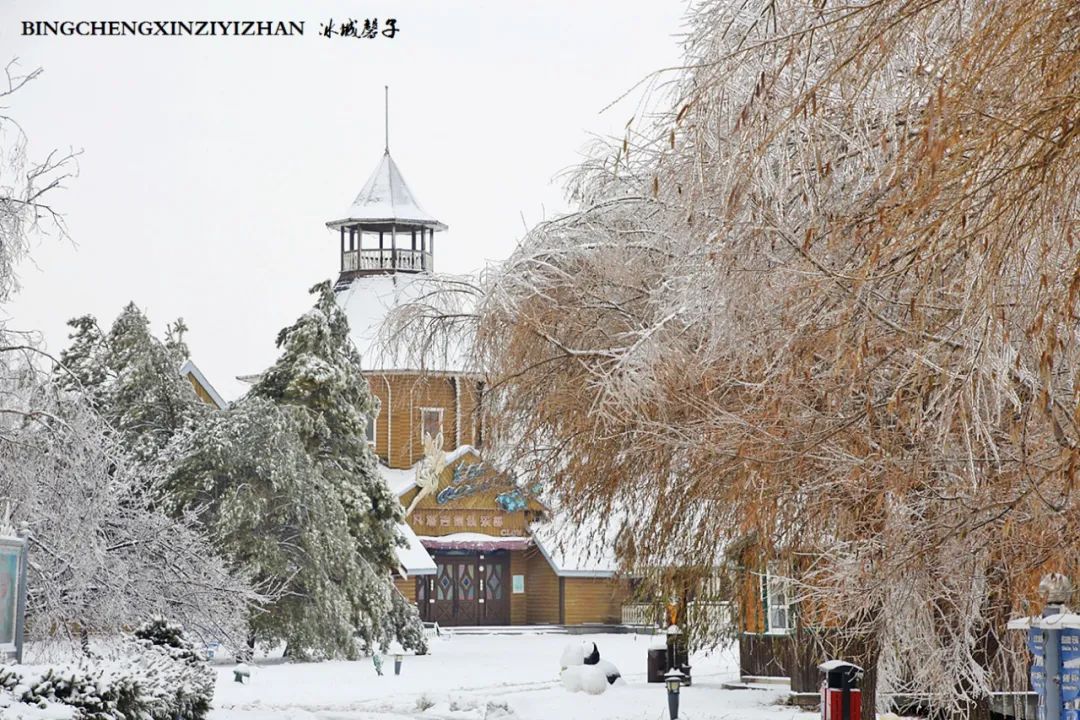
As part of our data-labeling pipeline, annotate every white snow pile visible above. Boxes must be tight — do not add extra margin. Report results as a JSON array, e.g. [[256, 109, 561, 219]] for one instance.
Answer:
[[558, 641, 622, 695]]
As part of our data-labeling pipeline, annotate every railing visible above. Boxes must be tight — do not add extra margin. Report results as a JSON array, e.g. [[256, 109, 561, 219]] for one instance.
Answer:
[[343, 248, 432, 273], [621, 601, 731, 630], [622, 603, 661, 628]]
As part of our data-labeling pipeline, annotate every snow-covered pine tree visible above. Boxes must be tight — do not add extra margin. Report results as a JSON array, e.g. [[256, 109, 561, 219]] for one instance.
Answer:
[[54, 315, 109, 407], [57, 304, 205, 465], [158, 397, 379, 658], [248, 281, 423, 653]]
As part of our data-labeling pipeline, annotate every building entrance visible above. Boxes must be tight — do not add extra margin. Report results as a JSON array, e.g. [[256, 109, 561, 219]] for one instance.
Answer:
[[417, 550, 510, 626]]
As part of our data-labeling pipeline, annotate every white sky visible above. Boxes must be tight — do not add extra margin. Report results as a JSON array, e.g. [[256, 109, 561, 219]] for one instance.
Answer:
[[1, 0, 687, 400]]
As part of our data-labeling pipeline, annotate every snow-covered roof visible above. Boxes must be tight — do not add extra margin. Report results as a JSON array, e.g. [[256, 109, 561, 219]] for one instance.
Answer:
[[418, 533, 531, 551], [395, 521, 436, 577], [179, 359, 228, 409], [327, 151, 447, 231], [336, 273, 471, 373], [377, 446, 479, 499], [531, 515, 620, 578], [381, 464, 418, 498]]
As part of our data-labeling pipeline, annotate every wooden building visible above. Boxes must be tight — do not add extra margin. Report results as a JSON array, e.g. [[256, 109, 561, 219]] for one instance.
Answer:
[[180, 358, 227, 410], [325, 145, 629, 627]]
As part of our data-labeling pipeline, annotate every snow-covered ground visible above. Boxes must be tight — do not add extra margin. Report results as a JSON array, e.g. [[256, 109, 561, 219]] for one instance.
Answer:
[[210, 631, 816, 720]]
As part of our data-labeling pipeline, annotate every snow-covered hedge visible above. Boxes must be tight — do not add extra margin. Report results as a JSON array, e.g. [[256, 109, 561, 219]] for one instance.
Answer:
[[1, 624, 214, 720]]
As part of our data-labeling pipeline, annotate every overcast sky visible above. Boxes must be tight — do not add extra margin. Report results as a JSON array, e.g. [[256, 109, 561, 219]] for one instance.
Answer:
[[2, 0, 687, 399]]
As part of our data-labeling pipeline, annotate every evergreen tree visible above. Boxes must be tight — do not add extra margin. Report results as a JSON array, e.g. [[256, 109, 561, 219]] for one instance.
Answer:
[[158, 397, 381, 657], [57, 304, 205, 464], [160, 282, 426, 656], [55, 315, 110, 406], [250, 281, 402, 569]]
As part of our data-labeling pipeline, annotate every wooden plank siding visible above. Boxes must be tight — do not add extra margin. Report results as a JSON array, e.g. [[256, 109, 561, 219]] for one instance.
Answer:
[[525, 548, 561, 624], [510, 549, 528, 624], [739, 632, 795, 679], [393, 576, 417, 603], [185, 375, 218, 407], [366, 373, 482, 470], [562, 577, 628, 625]]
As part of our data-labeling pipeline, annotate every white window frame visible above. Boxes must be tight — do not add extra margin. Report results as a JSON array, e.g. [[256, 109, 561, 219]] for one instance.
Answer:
[[364, 410, 378, 447], [419, 407, 444, 444], [762, 564, 793, 635]]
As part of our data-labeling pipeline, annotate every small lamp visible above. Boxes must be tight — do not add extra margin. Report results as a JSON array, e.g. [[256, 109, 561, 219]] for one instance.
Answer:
[[233, 663, 251, 684], [664, 668, 684, 719], [389, 641, 405, 675]]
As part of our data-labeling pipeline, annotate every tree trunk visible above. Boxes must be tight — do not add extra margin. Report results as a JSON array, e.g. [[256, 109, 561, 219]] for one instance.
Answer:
[[238, 630, 255, 663]]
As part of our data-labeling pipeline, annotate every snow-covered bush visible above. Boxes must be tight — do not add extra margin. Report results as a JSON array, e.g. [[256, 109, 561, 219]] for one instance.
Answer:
[[2, 632, 214, 720], [133, 617, 202, 665], [116, 639, 213, 720]]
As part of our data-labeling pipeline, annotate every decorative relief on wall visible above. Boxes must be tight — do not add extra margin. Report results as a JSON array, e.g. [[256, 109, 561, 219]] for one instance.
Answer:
[[435, 462, 492, 504]]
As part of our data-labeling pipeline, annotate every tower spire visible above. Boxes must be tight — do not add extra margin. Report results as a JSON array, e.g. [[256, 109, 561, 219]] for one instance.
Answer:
[[384, 85, 389, 154]]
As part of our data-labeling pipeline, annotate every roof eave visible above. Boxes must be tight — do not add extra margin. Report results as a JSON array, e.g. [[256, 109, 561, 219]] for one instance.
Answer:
[[325, 218, 449, 232]]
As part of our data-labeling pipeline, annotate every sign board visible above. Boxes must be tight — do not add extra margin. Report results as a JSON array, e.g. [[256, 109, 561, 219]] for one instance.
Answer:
[[1033, 666, 1046, 694], [0, 536, 26, 657], [1064, 668, 1080, 703], [1063, 630, 1080, 663], [1032, 628, 1047, 657]]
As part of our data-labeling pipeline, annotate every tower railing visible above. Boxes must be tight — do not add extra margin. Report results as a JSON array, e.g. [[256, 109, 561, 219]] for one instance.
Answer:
[[342, 248, 432, 273]]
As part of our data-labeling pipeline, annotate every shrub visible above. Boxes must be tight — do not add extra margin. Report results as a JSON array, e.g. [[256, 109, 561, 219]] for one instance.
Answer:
[[6, 620, 214, 720], [133, 616, 203, 665]]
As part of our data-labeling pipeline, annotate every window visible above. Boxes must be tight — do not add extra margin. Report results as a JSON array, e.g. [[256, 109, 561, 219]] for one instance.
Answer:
[[420, 407, 443, 443], [364, 411, 377, 446], [762, 564, 792, 634]]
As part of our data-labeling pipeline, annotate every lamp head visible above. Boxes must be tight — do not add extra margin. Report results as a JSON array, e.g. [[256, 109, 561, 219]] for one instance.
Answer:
[[1040, 573, 1073, 606], [664, 669, 684, 693]]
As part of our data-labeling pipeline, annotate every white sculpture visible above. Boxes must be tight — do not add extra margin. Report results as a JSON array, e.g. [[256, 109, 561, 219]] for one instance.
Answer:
[[404, 432, 445, 517]]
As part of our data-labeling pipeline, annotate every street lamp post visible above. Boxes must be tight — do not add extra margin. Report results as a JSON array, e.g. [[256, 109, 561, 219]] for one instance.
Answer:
[[1040, 574, 1073, 720], [664, 668, 685, 719]]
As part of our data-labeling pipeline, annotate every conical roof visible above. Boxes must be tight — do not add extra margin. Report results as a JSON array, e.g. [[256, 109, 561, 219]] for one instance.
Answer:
[[327, 151, 447, 231]]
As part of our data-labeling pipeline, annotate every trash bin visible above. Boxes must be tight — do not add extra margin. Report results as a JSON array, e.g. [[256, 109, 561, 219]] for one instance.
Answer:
[[647, 648, 667, 683], [819, 660, 862, 720]]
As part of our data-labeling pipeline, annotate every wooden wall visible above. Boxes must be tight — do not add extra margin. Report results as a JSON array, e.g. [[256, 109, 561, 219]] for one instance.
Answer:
[[562, 577, 628, 625], [740, 632, 794, 679], [393, 575, 417, 603], [739, 568, 766, 633], [510, 550, 528, 625], [366, 373, 482, 469], [185, 375, 218, 408], [525, 548, 561, 624]]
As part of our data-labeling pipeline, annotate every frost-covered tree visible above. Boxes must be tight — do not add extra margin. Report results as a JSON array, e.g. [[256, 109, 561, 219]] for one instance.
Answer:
[[158, 397, 386, 657], [159, 283, 425, 657], [0, 61, 76, 306], [249, 282, 422, 654], [387, 0, 1078, 716], [250, 282, 402, 567], [57, 304, 205, 465], [0, 374, 256, 652]]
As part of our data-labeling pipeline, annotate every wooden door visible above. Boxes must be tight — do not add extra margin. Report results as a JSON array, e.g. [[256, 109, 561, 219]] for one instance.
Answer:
[[431, 560, 456, 625], [427, 553, 480, 626], [480, 552, 510, 625], [450, 556, 479, 625]]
